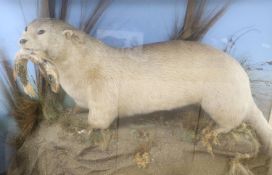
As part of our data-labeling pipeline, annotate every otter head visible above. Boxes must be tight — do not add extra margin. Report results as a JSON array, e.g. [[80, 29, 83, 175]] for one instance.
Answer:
[[19, 18, 84, 60], [18, 19, 87, 94]]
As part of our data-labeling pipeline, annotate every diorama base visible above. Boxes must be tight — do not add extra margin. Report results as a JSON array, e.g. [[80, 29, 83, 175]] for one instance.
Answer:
[[8, 106, 270, 175]]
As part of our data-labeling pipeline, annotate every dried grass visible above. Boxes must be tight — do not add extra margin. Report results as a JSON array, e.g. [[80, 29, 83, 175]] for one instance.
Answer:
[[38, 0, 50, 18], [134, 152, 151, 169], [227, 153, 254, 175], [1, 50, 65, 148], [48, 0, 56, 18], [81, 0, 112, 33], [173, 0, 231, 41], [0, 52, 41, 148], [38, 0, 69, 20], [60, 0, 69, 21]]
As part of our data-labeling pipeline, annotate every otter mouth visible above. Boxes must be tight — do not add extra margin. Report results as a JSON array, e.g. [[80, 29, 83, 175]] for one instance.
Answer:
[[22, 47, 41, 53], [23, 48, 37, 51], [21, 45, 40, 52], [14, 49, 60, 97]]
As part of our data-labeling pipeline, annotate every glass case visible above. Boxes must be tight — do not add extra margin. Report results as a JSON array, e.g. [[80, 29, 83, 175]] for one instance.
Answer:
[[0, 1, 271, 175]]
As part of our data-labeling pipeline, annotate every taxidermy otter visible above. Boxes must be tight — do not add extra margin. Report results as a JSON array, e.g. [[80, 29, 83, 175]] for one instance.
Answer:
[[15, 19, 272, 153]]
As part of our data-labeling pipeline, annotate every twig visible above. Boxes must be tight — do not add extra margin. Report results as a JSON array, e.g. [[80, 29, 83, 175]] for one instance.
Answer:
[[38, 0, 50, 18], [48, 0, 56, 18], [60, 0, 69, 21], [82, 0, 112, 33], [223, 27, 260, 53]]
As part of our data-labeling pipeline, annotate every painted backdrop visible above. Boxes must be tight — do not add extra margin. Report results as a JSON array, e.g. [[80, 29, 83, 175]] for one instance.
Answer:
[[0, 0, 271, 173]]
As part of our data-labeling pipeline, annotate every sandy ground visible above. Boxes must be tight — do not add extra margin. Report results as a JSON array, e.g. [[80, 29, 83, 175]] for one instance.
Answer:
[[249, 70, 272, 119], [7, 106, 270, 175]]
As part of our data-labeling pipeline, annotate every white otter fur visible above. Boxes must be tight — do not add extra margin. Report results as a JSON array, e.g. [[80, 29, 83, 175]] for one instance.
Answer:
[[19, 19, 272, 152]]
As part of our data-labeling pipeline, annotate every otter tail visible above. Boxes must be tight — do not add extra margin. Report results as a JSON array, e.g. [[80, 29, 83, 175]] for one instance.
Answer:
[[246, 102, 272, 155]]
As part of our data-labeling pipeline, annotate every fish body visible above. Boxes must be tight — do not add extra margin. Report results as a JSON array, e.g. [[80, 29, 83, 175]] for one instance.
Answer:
[[14, 50, 60, 97]]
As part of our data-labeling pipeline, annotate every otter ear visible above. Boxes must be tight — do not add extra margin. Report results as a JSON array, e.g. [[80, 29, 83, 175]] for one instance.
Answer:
[[62, 30, 84, 44], [62, 30, 74, 40]]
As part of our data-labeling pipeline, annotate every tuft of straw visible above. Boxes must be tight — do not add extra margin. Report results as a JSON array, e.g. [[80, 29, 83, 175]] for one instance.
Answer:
[[81, 0, 112, 33], [39, 0, 70, 20], [173, 0, 231, 41], [48, 0, 56, 18], [0, 52, 41, 148], [60, 0, 69, 21], [226, 154, 255, 175], [38, 0, 50, 18]]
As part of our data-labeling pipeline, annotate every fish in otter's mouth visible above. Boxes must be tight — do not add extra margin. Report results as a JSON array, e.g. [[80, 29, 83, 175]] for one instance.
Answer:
[[14, 49, 60, 97]]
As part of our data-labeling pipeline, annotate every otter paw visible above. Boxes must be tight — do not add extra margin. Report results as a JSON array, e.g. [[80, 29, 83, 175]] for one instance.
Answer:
[[88, 117, 111, 129]]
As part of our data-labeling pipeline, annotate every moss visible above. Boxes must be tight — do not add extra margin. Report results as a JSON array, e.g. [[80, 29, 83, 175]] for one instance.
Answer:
[[59, 114, 113, 149], [134, 152, 151, 169]]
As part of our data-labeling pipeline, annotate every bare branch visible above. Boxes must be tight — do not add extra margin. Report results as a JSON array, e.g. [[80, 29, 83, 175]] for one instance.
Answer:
[[82, 0, 112, 33], [48, 0, 56, 18], [38, 0, 50, 18], [60, 0, 69, 21]]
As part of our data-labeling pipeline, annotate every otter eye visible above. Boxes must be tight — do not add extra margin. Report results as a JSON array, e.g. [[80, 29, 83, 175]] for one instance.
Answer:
[[37, 29, 45, 35], [25, 26, 28, 32], [48, 75, 53, 82]]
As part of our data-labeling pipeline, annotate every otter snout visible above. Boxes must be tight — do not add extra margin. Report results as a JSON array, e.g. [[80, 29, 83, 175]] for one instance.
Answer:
[[19, 39, 27, 44]]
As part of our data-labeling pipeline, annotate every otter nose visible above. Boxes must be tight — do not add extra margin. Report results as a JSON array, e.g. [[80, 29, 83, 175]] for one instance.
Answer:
[[19, 39, 27, 44]]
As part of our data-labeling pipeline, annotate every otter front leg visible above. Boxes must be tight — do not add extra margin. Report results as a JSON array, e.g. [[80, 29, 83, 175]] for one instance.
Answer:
[[88, 104, 118, 129], [87, 83, 118, 129]]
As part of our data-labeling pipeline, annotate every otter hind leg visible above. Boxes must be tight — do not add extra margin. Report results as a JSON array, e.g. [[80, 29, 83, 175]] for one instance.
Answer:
[[200, 95, 249, 154], [201, 123, 233, 155]]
